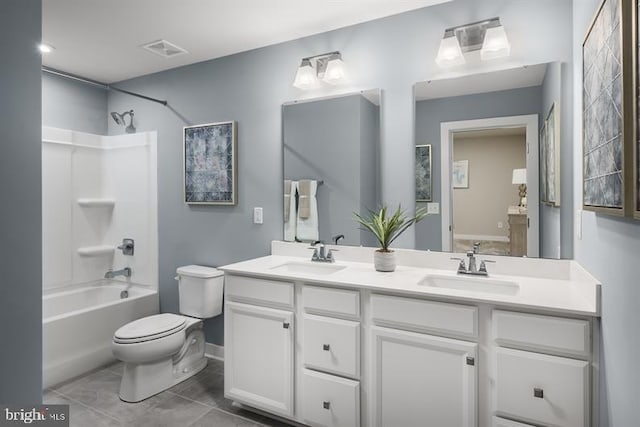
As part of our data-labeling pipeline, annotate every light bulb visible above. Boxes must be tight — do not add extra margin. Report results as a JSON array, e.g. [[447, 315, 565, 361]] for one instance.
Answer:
[[481, 25, 511, 60], [435, 35, 465, 68], [293, 59, 317, 90]]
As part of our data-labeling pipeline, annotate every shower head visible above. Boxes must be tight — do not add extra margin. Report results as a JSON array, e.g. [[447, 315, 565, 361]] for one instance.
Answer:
[[110, 111, 125, 125], [110, 110, 136, 133]]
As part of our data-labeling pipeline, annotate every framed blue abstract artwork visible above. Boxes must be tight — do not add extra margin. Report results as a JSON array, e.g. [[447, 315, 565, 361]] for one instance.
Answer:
[[415, 144, 432, 202], [183, 121, 237, 205]]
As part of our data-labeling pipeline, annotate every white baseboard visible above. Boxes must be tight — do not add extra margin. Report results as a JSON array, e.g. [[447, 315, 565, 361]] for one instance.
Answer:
[[454, 234, 509, 243], [205, 342, 224, 361]]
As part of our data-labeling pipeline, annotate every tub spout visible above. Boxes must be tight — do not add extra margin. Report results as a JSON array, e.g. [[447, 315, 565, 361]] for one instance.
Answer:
[[105, 267, 132, 279]]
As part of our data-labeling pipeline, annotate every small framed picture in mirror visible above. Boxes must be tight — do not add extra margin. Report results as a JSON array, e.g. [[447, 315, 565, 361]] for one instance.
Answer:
[[452, 160, 469, 189], [183, 121, 237, 205], [415, 144, 432, 202]]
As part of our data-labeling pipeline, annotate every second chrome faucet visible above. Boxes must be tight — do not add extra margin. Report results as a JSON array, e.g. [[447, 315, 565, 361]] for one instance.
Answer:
[[309, 241, 337, 263]]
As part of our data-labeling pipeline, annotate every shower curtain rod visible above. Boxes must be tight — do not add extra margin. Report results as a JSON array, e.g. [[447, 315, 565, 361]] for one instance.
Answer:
[[41, 66, 168, 106]]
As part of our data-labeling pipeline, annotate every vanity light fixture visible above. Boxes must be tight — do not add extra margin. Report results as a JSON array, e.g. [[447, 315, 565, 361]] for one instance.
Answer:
[[435, 17, 510, 68], [293, 51, 345, 89]]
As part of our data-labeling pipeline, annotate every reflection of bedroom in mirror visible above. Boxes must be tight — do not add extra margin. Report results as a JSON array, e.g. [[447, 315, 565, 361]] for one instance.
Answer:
[[282, 90, 381, 246], [415, 62, 566, 259]]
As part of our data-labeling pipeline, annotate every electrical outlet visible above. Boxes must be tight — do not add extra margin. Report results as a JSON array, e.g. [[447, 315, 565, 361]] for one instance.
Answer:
[[497, 222, 504, 229], [253, 207, 263, 224], [427, 202, 440, 215]]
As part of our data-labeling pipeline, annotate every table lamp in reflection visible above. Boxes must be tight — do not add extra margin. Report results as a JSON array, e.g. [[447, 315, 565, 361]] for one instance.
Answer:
[[512, 168, 527, 208]]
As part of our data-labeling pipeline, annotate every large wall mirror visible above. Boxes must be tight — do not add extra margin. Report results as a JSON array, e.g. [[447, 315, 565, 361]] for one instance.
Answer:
[[414, 62, 565, 259], [282, 90, 381, 246]]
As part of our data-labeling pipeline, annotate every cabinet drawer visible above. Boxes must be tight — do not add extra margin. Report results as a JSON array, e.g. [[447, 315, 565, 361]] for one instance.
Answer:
[[302, 369, 360, 427], [225, 275, 293, 309], [371, 294, 478, 339], [495, 347, 589, 427], [303, 285, 360, 319], [493, 310, 590, 358], [303, 314, 360, 379], [492, 417, 535, 427]]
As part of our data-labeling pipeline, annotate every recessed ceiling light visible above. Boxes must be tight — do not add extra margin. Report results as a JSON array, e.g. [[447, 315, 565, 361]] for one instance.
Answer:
[[39, 43, 54, 54]]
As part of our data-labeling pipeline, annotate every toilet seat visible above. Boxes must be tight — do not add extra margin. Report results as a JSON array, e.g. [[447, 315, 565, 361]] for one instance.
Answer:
[[114, 313, 186, 344]]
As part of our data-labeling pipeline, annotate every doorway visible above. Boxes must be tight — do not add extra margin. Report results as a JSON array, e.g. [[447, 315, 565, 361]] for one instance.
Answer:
[[440, 115, 539, 257]]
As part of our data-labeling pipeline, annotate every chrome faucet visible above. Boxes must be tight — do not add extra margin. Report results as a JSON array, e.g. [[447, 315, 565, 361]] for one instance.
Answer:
[[309, 241, 337, 263], [451, 249, 494, 276], [105, 267, 132, 279]]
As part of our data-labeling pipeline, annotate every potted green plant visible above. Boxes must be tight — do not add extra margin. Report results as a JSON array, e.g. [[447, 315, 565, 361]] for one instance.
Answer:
[[354, 205, 427, 272]]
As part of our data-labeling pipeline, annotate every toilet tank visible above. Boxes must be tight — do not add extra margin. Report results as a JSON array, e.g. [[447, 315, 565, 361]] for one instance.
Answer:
[[175, 265, 224, 318]]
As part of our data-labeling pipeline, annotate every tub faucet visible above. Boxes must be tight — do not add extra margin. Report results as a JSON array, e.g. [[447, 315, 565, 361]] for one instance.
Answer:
[[105, 267, 132, 279]]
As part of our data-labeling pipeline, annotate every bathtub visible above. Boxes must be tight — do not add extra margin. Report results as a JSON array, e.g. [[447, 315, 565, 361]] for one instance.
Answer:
[[43, 281, 158, 388]]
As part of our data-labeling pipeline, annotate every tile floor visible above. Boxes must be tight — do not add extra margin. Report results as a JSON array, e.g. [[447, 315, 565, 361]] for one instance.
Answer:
[[44, 359, 294, 427]]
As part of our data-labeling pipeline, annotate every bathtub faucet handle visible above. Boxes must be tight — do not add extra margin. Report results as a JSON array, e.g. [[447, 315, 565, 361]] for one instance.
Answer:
[[117, 238, 135, 256]]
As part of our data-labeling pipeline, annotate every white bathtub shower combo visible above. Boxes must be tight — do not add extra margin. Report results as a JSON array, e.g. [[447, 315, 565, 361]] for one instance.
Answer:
[[42, 127, 159, 388]]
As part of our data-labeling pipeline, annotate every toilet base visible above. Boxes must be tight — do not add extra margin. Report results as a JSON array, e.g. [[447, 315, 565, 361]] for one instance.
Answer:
[[119, 328, 207, 402]]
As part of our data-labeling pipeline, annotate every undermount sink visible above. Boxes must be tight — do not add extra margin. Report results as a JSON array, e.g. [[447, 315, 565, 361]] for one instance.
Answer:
[[418, 274, 520, 295], [269, 261, 346, 276]]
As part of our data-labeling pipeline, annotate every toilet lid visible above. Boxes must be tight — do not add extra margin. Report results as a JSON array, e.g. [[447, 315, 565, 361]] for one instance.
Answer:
[[114, 313, 186, 341]]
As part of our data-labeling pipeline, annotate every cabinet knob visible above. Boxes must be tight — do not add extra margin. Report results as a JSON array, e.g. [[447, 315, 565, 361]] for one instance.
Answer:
[[323, 401, 330, 410], [533, 388, 544, 399], [283, 322, 290, 329], [323, 344, 330, 351]]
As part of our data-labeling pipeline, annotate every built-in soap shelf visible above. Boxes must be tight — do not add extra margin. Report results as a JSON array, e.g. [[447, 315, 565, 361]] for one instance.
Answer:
[[77, 245, 115, 257], [77, 198, 116, 208]]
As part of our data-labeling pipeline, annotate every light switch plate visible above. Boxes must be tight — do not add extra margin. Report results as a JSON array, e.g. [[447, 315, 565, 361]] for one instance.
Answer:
[[253, 207, 263, 224], [427, 202, 440, 215]]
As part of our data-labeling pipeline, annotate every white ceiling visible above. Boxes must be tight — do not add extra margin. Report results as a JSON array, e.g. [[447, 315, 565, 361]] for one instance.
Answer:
[[42, 0, 449, 83], [414, 63, 548, 101]]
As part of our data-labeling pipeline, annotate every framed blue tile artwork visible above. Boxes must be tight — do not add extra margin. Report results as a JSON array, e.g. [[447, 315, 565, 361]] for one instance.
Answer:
[[183, 121, 237, 205], [582, 0, 624, 214]]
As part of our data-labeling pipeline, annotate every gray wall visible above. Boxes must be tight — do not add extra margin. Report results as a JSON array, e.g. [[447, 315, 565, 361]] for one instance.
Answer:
[[573, 1, 640, 425], [359, 96, 380, 247], [540, 62, 562, 258], [284, 94, 376, 246], [414, 86, 543, 251], [0, 0, 42, 403], [42, 73, 108, 135]]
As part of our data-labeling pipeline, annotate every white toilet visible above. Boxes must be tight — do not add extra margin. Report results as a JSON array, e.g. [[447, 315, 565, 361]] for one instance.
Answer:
[[112, 265, 224, 402]]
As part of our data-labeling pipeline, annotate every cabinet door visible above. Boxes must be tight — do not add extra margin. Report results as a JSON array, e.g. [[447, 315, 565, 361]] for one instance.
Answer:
[[371, 326, 477, 427], [224, 301, 294, 417]]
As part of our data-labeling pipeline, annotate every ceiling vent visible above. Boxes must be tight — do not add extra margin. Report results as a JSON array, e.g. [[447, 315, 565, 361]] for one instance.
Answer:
[[141, 39, 188, 58]]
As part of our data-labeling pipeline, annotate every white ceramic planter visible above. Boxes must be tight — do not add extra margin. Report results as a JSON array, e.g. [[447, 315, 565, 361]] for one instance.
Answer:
[[374, 250, 396, 272]]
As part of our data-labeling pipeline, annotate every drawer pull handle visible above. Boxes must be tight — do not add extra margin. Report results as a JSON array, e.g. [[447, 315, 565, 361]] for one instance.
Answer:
[[466, 357, 475, 366], [534, 388, 544, 399], [323, 401, 330, 410], [323, 344, 330, 351], [283, 322, 290, 329]]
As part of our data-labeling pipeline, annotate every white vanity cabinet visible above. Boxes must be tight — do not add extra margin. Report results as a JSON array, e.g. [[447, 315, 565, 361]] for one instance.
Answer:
[[224, 276, 295, 417], [370, 294, 478, 427], [492, 310, 593, 427], [300, 285, 362, 427], [222, 267, 598, 427]]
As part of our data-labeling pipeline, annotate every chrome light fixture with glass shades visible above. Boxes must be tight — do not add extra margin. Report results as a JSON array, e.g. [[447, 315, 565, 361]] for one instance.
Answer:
[[435, 17, 511, 67], [293, 51, 345, 89]]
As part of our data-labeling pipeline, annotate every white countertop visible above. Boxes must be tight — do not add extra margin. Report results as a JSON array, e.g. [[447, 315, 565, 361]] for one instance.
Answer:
[[219, 243, 601, 317]]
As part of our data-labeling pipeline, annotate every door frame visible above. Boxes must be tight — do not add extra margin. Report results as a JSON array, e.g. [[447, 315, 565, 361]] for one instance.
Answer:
[[440, 114, 539, 256]]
